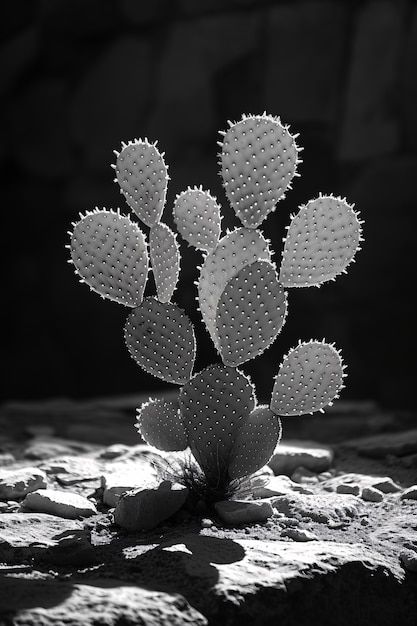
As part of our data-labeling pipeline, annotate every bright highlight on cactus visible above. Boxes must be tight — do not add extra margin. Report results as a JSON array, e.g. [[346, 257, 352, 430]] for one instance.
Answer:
[[68, 112, 363, 508]]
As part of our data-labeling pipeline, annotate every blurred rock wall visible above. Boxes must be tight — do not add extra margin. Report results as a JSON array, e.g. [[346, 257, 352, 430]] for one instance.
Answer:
[[2, 0, 416, 408]]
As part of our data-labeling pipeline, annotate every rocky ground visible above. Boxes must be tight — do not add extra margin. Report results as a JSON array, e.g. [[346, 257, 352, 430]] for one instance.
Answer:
[[0, 394, 417, 625]]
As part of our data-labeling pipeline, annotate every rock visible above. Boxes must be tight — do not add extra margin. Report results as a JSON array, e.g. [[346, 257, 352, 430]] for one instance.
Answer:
[[291, 466, 320, 484], [114, 481, 189, 532], [0, 452, 15, 466], [101, 464, 158, 507], [342, 429, 417, 458], [0, 577, 206, 625], [361, 487, 384, 503], [99, 444, 130, 460], [39, 455, 104, 484], [336, 483, 361, 496], [372, 477, 402, 493], [321, 472, 401, 494], [249, 474, 314, 498], [272, 493, 363, 523], [281, 528, 318, 542], [269, 441, 333, 475], [23, 438, 93, 461], [400, 548, 417, 573], [0, 467, 47, 500], [0, 513, 89, 563], [400, 486, 417, 501], [214, 500, 274, 525], [23, 489, 97, 519]]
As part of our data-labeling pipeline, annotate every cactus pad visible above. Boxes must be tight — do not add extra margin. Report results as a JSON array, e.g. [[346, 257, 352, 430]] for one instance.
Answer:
[[279, 194, 363, 288], [173, 186, 221, 251], [270, 340, 345, 416], [149, 222, 180, 303], [228, 406, 282, 480], [198, 227, 271, 348], [220, 114, 300, 229], [179, 364, 256, 473], [124, 297, 196, 385], [114, 139, 168, 227], [216, 260, 287, 366], [136, 398, 188, 451], [70, 209, 148, 307]]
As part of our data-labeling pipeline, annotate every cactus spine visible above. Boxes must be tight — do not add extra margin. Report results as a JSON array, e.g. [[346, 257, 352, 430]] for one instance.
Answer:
[[68, 113, 363, 506]]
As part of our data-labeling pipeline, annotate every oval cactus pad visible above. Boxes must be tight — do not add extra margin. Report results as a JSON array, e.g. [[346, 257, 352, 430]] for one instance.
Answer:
[[70, 209, 148, 307], [179, 364, 256, 474], [279, 194, 363, 287], [173, 186, 221, 251], [150, 222, 180, 303], [124, 297, 196, 385], [136, 398, 188, 451], [270, 340, 345, 416], [114, 139, 168, 227], [220, 113, 300, 229], [216, 260, 288, 366], [228, 406, 282, 480], [198, 227, 271, 349]]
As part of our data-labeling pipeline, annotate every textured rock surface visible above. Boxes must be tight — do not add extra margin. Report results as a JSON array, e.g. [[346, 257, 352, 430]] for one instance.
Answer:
[[114, 481, 189, 531], [1, 398, 417, 625], [23, 489, 97, 518], [268, 441, 333, 475], [0, 468, 47, 500], [214, 499, 273, 525]]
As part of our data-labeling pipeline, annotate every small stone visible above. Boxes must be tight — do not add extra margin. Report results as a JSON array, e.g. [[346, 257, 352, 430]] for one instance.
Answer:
[[337, 483, 361, 496], [99, 444, 130, 460], [291, 466, 320, 484], [400, 486, 417, 501], [400, 548, 417, 573], [0, 513, 87, 563], [281, 528, 317, 542], [361, 487, 384, 503], [371, 477, 402, 493], [214, 499, 273, 525], [114, 481, 188, 532], [23, 489, 97, 519], [0, 453, 15, 467], [0, 467, 47, 500], [272, 493, 362, 523], [201, 518, 214, 528], [278, 517, 300, 527], [250, 474, 314, 498], [269, 441, 333, 476]]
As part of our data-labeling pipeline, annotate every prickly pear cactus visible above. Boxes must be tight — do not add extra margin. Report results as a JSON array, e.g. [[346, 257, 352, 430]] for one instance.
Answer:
[[68, 112, 363, 507]]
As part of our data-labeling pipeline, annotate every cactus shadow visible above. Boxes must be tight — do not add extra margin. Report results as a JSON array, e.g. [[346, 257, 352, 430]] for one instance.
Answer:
[[127, 532, 246, 613]]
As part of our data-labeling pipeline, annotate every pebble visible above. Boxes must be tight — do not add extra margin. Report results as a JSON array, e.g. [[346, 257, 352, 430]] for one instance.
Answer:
[[291, 466, 320, 484], [400, 548, 417, 573], [250, 474, 314, 498], [0, 467, 47, 500], [269, 441, 333, 475], [336, 483, 361, 496], [214, 499, 274, 525], [201, 518, 214, 528], [99, 444, 130, 459], [114, 481, 188, 532], [281, 528, 317, 542], [23, 489, 97, 519], [400, 485, 417, 501], [361, 487, 384, 502]]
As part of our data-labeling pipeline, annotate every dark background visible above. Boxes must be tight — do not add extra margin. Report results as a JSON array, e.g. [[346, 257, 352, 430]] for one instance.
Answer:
[[2, 0, 416, 409]]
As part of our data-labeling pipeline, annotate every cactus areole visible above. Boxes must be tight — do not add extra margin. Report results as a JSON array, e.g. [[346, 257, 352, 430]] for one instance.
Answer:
[[68, 113, 363, 506]]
